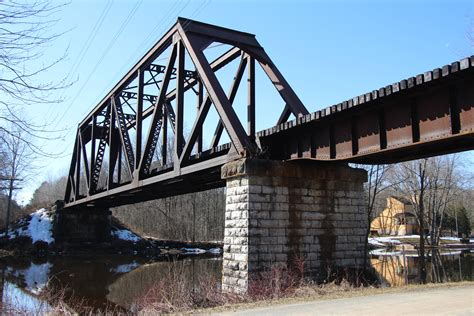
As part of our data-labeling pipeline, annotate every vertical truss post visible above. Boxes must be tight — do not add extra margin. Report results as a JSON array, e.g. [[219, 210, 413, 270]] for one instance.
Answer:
[[65, 132, 79, 202], [135, 69, 144, 172], [162, 105, 168, 165], [196, 80, 203, 153], [108, 102, 116, 189], [75, 132, 81, 199], [117, 143, 122, 184], [89, 115, 96, 194], [79, 133, 90, 190], [247, 55, 255, 139], [174, 40, 185, 170]]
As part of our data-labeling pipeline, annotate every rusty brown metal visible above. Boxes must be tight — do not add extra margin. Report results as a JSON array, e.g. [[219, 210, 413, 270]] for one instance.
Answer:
[[260, 56, 474, 164], [64, 18, 309, 208]]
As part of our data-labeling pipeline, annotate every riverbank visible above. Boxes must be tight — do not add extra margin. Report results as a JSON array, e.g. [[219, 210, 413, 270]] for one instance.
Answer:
[[0, 208, 222, 258]]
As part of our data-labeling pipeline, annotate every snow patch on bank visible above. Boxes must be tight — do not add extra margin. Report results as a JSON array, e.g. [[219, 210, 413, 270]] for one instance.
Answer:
[[208, 248, 222, 254], [112, 229, 141, 242], [110, 261, 140, 273], [7, 262, 52, 295], [181, 247, 222, 255], [370, 235, 463, 248], [182, 248, 207, 254], [440, 236, 461, 241], [8, 209, 54, 244], [368, 236, 401, 247]]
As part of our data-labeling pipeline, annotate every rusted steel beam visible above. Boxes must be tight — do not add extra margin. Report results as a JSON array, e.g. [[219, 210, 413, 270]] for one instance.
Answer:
[[135, 69, 144, 171], [108, 100, 117, 188], [79, 132, 90, 189], [259, 56, 474, 164], [247, 55, 256, 139], [64, 133, 78, 202], [196, 80, 204, 153], [174, 40, 185, 171], [210, 55, 248, 148], [113, 97, 135, 175]]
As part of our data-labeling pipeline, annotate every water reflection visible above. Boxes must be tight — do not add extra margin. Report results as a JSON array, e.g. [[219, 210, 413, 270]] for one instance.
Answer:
[[371, 249, 473, 286], [0, 255, 222, 313], [0, 250, 471, 313]]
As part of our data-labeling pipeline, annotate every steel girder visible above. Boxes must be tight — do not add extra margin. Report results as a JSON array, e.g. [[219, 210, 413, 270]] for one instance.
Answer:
[[260, 56, 474, 164]]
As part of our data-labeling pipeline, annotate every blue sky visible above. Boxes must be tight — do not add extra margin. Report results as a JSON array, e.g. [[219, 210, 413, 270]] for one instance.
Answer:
[[14, 0, 474, 203]]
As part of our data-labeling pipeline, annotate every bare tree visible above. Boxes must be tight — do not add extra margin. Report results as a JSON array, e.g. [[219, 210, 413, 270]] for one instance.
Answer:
[[0, 0, 71, 148], [387, 159, 428, 282], [357, 164, 393, 268], [28, 175, 67, 209], [0, 124, 36, 233], [390, 157, 460, 283]]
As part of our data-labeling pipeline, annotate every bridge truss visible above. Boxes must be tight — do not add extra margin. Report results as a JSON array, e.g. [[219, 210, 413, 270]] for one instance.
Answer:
[[64, 18, 308, 208]]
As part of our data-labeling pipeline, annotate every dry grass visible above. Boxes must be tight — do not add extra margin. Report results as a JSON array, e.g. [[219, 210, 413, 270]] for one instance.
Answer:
[[134, 261, 377, 314], [202, 281, 474, 314]]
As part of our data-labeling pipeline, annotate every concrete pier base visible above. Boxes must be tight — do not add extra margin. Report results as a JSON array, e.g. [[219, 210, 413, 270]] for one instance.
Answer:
[[53, 201, 112, 243], [221, 159, 368, 293]]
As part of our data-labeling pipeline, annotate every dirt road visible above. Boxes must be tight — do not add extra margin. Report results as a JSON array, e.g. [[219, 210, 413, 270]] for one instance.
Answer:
[[216, 285, 474, 315]]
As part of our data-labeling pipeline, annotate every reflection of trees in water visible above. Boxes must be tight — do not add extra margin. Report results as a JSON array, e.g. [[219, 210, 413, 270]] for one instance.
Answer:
[[371, 250, 472, 286], [0, 257, 134, 312], [106, 258, 222, 310], [0, 257, 222, 312], [429, 250, 447, 283]]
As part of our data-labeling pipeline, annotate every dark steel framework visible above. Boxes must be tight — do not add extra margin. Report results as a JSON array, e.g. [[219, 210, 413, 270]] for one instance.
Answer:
[[65, 18, 474, 209], [64, 18, 308, 208]]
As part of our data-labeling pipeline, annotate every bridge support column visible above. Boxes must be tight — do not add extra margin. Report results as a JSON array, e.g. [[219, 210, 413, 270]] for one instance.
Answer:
[[53, 201, 112, 243], [221, 159, 368, 293]]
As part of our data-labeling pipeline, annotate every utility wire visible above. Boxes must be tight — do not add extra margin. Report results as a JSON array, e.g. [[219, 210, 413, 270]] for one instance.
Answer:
[[57, 0, 144, 125], [49, 0, 113, 124]]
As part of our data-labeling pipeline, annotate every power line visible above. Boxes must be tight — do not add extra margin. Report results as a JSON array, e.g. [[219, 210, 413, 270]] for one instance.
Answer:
[[57, 0, 144, 125], [89, 0, 192, 111], [60, 0, 211, 160], [49, 0, 114, 124]]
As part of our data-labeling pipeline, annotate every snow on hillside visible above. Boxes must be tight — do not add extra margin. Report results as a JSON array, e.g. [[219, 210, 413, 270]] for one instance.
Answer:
[[112, 228, 142, 242], [369, 235, 463, 248], [8, 209, 54, 244]]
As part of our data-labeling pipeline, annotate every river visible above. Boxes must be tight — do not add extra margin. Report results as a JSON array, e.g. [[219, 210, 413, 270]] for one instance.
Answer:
[[0, 250, 472, 313]]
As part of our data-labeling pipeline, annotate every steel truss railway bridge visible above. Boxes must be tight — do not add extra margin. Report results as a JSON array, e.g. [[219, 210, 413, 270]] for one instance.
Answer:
[[57, 18, 474, 293]]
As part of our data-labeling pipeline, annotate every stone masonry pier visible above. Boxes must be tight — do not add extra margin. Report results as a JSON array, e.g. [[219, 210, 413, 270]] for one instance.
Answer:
[[52, 201, 112, 243], [221, 159, 368, 293]]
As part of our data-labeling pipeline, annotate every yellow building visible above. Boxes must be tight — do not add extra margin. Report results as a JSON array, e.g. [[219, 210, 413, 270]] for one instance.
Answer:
[[370, 196, 419, 236]]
